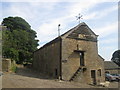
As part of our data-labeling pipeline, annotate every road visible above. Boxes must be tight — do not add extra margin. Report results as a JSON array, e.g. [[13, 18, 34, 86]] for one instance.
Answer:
[[2, 66, 119, 88]]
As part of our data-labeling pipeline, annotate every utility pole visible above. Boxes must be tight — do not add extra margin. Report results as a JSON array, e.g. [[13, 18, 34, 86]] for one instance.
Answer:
[[76, 13, 83, 24]]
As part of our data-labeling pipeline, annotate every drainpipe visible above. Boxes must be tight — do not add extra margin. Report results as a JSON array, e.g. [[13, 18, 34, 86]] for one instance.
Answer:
[[59, 37, 62, 80], [58, 24, 62, 80]]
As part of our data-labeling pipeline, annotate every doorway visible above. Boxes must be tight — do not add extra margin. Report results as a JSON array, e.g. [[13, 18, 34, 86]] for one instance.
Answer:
[[55, 69, 58, 78], [80, 52, 84, 66], [91, 70, 96, 85]]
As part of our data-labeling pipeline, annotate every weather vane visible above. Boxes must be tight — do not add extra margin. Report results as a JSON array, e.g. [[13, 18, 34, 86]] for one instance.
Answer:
[[76, 13, 83, 24]]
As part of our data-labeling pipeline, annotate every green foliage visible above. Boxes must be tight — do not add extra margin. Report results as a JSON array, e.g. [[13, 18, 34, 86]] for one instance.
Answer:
[[10, 61, 17, 72], [111, 50, 120, 66], [11, 65, 17, 73], [2, 16, 39, 64], [2, 17, 31, 31]]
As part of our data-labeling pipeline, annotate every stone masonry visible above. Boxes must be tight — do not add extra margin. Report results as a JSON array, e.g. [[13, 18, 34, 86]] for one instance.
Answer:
[[33, 22, 105, 85]]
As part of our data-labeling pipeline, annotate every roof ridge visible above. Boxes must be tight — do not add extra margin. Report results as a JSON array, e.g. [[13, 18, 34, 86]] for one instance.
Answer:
[[35, 22, 97, 52]]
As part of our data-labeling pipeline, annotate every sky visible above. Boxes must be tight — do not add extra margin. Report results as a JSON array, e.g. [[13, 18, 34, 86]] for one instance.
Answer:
[[0, 0, 119, 61]]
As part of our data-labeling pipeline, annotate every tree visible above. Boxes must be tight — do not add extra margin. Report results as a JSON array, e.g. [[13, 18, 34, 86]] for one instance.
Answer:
[[2, 17, 31, 31], [2, 16, 39, 64], [111, 50, 120, 66]]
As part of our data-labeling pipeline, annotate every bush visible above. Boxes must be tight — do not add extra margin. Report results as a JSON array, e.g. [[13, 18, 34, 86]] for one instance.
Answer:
[[10, 60, 17, 73]]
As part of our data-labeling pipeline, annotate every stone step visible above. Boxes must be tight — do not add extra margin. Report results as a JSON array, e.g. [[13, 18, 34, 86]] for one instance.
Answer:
[[69, 67, 82, 81]]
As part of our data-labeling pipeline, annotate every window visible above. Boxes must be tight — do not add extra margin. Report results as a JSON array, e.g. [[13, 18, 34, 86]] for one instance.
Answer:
[[98, 69, 101, 76], [77, 44, 79, 50], [91, 70, 96, 78]]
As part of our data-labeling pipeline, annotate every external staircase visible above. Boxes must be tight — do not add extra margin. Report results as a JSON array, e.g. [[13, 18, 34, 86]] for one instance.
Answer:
[[69, 67, 82, 81]]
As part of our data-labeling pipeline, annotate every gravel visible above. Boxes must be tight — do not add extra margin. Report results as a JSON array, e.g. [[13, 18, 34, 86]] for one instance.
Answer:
[[2, 66, 119, 88]]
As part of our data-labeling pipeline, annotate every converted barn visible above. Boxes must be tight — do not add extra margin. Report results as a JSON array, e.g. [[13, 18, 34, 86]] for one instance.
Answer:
[[33, 22, 105, 85]]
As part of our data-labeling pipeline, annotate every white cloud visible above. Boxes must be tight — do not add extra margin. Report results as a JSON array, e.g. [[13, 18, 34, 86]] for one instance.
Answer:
[[1, 2, 59, 29], [66, 1, 100, 17], [28, 2, 57, 11], [2, 3, 35, 20], [93, 22, 118, 38], [36, 17, 69, 46], [84, 5, 117, 20], [1, 1, 118, 61], [1, 0, 119, 2], [1, 0, 60, 2], [96, 21, 118, 60], [34, 2, 118, 48], [100, 38, 118, 45], [87, 5, 117, 20], [2, 2, 56, 19], [99, 45, 117, 61], [60, 1, 117, 23]]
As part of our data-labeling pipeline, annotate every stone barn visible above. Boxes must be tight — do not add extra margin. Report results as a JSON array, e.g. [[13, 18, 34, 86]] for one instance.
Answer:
[[33, 22, 105, 85]]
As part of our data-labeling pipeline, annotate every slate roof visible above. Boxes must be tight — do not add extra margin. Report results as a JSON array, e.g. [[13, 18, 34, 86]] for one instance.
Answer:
[[35, 22, 98, 52], [65, 22, 98, 42], [98, 55, 104, 61], [69, 23, 97, 36], [61, 22, 98, 37], [104, 61, 119, 69]]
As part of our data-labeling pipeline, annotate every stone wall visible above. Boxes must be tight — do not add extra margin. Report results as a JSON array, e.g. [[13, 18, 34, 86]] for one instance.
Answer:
[[2, 58, 11, 72], [33, 23, 105, 85], [105, 69, 120, 74], [61, 38, 105, 84], [33, 40, 61, 78], [96, 55, 105, 84]]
